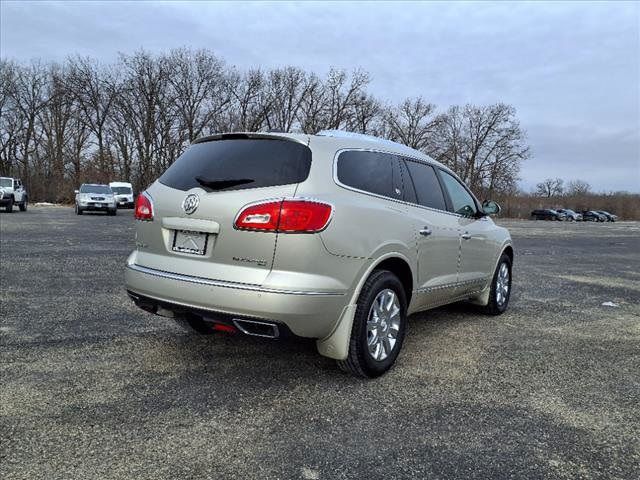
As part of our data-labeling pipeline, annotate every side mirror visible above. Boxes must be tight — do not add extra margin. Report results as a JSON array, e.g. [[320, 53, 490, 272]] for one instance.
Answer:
[[74, 190, 79, 194], [482, 200, 501, 216]]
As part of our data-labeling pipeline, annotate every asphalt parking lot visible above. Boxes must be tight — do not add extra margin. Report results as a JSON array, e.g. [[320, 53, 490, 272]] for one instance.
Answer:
[[1, 207, 639, 479]]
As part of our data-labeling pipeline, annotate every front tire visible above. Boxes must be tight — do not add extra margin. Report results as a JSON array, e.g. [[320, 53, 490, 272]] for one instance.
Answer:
[[108, 209, 117, 216], [481, 253, 512, 315], [337, 270, 408, 378], [75, 204, 83, 215], [5, 198, 13, 213], [19, 197, 27, 211]]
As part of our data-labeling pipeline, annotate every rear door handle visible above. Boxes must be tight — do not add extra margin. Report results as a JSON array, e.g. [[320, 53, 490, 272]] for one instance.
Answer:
[[419, 227, 432, 237], [461, 233, 472, 240]]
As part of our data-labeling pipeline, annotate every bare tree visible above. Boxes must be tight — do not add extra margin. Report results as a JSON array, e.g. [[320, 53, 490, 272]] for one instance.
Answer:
[[67, 56, 120, 178], [536, 178, 564, 197], [432, 104, 529, 195], [167, 48, 230, 142], [11, 61, 49, 184], [222, 68, 268, 132], [566, 179, 591, 196], [0, 60, 21, 175], [381, 97, 438, 151], [263, 66, 308, 132], [347, 93, 381, 134]]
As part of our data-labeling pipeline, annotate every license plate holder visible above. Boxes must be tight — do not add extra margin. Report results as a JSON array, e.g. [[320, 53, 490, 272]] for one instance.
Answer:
[[172, 230, 208, 256]]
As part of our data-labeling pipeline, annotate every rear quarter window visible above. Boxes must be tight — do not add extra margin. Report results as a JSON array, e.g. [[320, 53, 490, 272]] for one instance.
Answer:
[[159, 138, 312, 192], [336, 150, 402, 200]]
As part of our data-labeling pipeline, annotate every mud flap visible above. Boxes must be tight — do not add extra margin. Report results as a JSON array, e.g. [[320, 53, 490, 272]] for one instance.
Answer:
[[469, 284, 491, 306]]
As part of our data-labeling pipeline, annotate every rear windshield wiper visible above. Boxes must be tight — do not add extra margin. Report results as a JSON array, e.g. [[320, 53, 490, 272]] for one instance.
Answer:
[[195, 176, 255, 191]]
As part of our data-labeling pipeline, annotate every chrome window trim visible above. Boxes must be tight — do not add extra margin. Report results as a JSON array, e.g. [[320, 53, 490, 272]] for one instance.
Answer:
[[332, 148, 464, 218], [127, 263, 344, 296]]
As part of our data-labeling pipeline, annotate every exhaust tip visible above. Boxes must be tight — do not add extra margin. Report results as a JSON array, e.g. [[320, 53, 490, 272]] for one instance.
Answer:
[[232, 319, 280, 339]]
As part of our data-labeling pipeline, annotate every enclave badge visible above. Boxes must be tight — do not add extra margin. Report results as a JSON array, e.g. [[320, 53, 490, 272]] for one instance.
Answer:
[[182, 193, 199, 215]]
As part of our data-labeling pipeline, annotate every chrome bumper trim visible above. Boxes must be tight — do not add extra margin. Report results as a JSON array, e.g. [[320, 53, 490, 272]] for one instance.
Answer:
[[127, 263, 344, 297]]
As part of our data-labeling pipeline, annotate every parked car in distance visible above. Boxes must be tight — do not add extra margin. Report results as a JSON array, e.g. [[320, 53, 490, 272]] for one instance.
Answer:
[[75, 184, 117, 215], [581, 210, 606, 222], [0, 176, 28, 213], [531, 209, 566, 221], [556, 208, 582, 221], [596, 210, 617, 222], [109, 181, 135, 208], [125, 130, 513, 378]]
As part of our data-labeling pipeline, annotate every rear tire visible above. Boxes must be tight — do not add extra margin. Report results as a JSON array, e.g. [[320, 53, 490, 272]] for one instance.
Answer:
[[337, 270, 408, 378], [481, 253, 512, 315]]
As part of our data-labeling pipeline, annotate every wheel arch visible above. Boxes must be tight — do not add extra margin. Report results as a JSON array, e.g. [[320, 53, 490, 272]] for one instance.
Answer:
[[502, 244, 514, 265], [372, 256, 413, 305]]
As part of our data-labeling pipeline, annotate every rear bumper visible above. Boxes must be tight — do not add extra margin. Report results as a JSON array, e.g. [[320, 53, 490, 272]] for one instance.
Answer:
[[124, 262, 348, 338]]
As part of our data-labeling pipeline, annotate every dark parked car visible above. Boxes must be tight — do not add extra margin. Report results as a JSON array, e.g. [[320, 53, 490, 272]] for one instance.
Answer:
[[582, 210, 606, 222], [556, 208, 582, 221], [531, 209, 566, 221], [596, 210, 617, 222]]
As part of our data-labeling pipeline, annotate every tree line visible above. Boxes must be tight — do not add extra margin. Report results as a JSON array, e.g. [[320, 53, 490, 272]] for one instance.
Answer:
[[0, 48, 531, 202], [535, 178, 592, 197]]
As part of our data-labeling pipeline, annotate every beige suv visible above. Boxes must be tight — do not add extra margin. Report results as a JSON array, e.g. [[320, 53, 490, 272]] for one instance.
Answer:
[[125, 130, 513, 377]]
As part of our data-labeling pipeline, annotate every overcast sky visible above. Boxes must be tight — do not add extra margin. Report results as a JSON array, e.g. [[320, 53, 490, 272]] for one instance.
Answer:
[[1, 0, 639, 192]]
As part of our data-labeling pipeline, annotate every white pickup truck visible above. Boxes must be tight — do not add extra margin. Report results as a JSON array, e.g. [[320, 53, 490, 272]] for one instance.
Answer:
[[0, 176, 28, 213]]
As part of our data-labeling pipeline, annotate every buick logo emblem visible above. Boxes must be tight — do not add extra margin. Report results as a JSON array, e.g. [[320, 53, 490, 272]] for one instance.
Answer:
[[182, 193, 199, 215]]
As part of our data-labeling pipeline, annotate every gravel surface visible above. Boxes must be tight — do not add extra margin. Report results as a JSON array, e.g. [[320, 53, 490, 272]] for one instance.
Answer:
[[1, 208, 639, 479]]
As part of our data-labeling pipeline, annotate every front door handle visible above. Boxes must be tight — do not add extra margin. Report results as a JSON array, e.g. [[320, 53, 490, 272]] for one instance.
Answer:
[[419, 227, 432, 237], [461, 233, 472, 240]]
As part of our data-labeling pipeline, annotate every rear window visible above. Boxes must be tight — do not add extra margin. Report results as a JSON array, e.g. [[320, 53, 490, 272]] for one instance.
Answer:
[[159, 138, 312, 192], [111, 186, 132, 195]]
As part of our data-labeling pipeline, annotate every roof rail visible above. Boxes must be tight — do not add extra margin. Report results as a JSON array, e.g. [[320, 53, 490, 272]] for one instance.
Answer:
[[316, 130, 422, 156]]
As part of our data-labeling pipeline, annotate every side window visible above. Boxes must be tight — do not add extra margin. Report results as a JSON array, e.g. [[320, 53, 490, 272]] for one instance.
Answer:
[[439, 170, 478, 216], [337, 150, 402, 200], [398, 159, 417, 204], [403, 160, 447, 210]]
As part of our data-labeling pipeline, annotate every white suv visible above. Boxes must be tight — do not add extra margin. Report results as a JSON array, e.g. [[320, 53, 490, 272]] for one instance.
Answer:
[[125, 131, 513, 377], [0, 177, 28, 213]]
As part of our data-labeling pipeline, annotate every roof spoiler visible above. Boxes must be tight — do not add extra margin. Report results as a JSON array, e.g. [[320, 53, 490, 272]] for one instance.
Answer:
[[192, 132, 308, 145]]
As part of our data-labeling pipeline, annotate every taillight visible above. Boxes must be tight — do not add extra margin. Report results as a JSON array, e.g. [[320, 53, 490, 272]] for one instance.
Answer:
[[235, 199, 332, 233], [234, 201, 281, 231], [134, 192, 154, 221]]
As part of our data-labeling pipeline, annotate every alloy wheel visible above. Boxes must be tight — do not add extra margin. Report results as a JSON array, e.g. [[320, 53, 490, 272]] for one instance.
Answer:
[[496, 262, 510, 307], [367, 289, 401, 361]]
